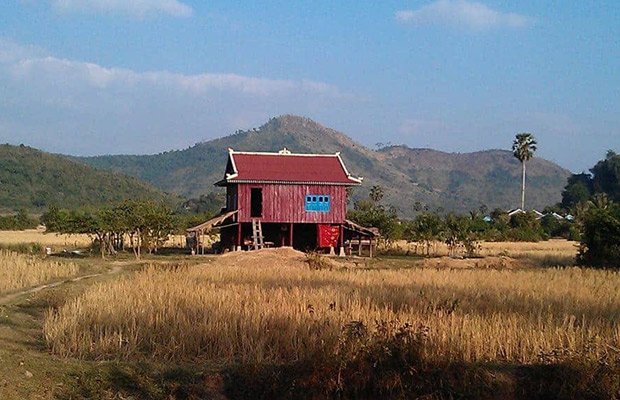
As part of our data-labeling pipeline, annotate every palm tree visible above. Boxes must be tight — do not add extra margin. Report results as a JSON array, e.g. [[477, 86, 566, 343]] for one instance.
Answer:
[[512, 133, 537, 210], [369, 185, 384, 203], [588, 193, 612, 210]]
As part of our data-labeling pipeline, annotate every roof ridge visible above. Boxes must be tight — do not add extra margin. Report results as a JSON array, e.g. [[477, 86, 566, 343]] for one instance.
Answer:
[[229, 148, 339, 157]]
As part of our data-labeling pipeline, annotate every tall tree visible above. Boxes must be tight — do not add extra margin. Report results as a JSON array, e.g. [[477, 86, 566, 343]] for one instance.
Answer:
[[369, 185, 384, 203], [590, 150, 620, 201], [512, 133, 537, 210], [561, 173, 593, 209]]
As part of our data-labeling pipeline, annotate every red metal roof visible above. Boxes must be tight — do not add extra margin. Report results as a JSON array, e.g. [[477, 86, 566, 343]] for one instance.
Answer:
[[218, 150, 362, 185]]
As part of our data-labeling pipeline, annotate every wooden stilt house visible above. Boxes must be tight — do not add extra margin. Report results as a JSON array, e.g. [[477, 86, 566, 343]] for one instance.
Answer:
[[187, 148, 377, 255]]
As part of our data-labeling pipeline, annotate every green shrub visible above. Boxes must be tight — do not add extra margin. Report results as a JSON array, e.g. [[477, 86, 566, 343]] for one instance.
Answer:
[[505, 212, 547, 242], [0, 208, 38, 230], [578, 205, 620, 267], [540, 215, 574, 239]]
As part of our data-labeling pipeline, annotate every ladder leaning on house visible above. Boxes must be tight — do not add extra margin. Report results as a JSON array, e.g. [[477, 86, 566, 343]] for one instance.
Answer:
[[251, 219, 265, 250]]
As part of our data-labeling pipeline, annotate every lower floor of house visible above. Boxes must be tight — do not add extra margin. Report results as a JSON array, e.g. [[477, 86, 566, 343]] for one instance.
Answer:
[[216, 222, 376, 256]]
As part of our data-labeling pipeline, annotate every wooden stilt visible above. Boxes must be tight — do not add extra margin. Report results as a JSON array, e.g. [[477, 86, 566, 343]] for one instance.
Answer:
[[358, 235, 362, 256], [348, 232, 352, 254], [289, 223, 294, 247], [237, 223, 242, 251], [281, 225, 286, 247], [339, 224, 345, 257]]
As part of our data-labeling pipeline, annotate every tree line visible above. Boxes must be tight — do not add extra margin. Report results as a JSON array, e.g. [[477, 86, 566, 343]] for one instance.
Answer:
[[348, 188, 571, 258], [555, 150, 620, 267], [0, 208, 38, 230], [349, 148, 620, 267], [41, 201, 213, 259]]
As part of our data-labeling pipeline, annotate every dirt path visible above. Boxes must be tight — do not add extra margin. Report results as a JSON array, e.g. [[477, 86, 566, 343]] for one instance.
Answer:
[[0, 265, 123, 306]]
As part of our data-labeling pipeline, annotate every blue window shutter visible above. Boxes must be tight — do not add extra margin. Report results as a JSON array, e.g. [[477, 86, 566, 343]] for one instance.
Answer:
[[305, 194, 331, 212]]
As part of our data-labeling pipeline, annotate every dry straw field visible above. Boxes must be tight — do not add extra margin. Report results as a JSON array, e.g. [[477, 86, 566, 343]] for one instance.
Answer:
[[44, 248, 620, 368], [0, 250, 79, 293], [397, 238, 578, 262], [0, 229, 189, 251], [0, 229, 91, 248]]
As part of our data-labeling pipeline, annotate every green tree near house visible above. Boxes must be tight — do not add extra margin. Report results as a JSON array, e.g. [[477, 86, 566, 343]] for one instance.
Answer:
[[41, 201, 175, 260], [512, 133, 537, 210]]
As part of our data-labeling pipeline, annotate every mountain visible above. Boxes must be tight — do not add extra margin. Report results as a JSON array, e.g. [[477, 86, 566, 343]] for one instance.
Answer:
[[378, 146, 570, 214], [0, 144, 179, 212], [75, 115, 571, 216]]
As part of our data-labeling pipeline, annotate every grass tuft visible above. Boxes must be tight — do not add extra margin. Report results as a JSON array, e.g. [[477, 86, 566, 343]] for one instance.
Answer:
[[0, 250, 79, 293]]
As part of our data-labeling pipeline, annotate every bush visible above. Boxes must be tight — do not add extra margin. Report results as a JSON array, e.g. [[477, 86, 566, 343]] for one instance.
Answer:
[[540, 215, 573, 239], [578, 205, 620, 267], [505, 212, 547, 242], [0, 208, 38, 230], [347, 200, 401, 245]]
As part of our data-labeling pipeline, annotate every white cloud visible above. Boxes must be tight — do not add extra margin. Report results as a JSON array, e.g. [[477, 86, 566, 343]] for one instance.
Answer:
[[8, 56, 340, 98], [48, 0, 193, 18], [0, 38, 47, 63], [396, 0, 532, 30], [0, 39, 349, 155]]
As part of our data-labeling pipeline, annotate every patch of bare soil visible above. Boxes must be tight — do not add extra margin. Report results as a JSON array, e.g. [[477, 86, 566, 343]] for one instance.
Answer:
[[216, 247, 309, 269], [419, 256, 532, 269], [212, 248, 532, 271]]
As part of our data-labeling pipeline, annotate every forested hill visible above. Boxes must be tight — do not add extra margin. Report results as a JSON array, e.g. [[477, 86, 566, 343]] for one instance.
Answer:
[[378, 146, 570, 214], [0, 144, 179, 212], [75, 115, 571, 216]]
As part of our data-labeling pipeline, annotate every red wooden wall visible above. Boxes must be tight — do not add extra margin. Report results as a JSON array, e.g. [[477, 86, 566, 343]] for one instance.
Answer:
[[230, 183, 347, 224]]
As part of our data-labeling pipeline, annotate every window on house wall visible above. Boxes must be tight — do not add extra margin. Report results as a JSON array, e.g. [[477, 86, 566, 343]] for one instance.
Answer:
[[305, 195, 331, 212]]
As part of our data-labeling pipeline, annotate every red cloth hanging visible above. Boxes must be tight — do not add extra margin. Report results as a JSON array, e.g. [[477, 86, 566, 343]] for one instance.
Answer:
[[317, 224, 340, 248]]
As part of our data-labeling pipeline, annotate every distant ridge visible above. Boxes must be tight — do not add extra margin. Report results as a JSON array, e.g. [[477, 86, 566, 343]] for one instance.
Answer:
[[75, 115, 571, 216], [0, 144, 178, 212]]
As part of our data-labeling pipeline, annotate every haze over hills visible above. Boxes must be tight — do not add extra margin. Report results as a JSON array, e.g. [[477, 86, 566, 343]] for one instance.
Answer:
[[0, 144, 179, 212], [379, 146, 570, 214], [75, 115, 571, 216]]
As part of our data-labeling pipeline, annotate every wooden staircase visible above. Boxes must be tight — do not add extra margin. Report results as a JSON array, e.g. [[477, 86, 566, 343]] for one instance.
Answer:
[[251, 219, 265, 250]]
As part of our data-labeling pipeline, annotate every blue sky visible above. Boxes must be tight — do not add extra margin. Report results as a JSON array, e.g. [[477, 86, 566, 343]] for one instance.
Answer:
[[0, 0, 618, 172]]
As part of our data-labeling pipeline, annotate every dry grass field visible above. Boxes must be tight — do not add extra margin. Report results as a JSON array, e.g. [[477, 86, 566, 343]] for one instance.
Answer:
[[45, 248, 619, 368], [480, 239, 579, 264], [0, 250, 79, 293], [394, 238, 578, 266], [0, 229, 190, 252], [1, 240, 618, 398], [0, 228, 92, 249]]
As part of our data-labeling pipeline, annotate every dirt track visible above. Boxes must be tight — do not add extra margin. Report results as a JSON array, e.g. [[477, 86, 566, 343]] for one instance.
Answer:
[[0, 265, 122, 306]]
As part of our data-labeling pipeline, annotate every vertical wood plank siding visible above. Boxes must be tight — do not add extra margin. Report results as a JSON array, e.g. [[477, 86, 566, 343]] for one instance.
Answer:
[[235, 184, 346, 223]]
